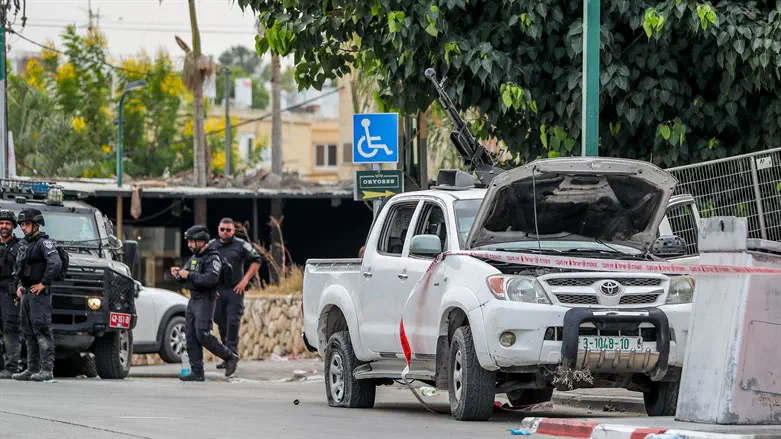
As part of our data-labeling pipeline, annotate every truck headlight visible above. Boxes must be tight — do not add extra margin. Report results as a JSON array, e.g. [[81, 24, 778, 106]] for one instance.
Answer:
[[487, 275, 551, 304], [666, 276, 695, 304], [88, 297, 102, 310]]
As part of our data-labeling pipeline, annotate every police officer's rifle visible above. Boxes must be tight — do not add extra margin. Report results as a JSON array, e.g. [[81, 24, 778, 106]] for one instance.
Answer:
[[423, 68, 504, 186]]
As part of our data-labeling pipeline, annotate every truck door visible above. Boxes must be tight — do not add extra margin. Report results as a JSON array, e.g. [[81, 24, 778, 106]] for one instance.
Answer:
[[394, 200, 448, 357], [360, 199, 421, 355]]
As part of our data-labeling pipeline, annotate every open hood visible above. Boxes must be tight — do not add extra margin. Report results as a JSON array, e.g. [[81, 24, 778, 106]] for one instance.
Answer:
[[464, 157, 678, 251]]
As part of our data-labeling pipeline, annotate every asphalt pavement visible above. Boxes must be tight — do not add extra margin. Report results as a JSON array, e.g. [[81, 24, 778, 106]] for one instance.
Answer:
[[0, 360, 640, 439]]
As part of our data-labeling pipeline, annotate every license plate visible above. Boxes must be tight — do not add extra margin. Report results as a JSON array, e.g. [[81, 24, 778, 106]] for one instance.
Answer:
[[109, 312, 132, 329], [580, 336, 643, 351]]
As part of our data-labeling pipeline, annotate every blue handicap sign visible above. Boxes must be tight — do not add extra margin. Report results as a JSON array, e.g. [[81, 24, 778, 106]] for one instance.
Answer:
[[353, 113, 399, 163]]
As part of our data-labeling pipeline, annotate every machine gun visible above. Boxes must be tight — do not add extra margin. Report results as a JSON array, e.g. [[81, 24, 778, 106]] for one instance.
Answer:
[[424, 68, 504, 186]]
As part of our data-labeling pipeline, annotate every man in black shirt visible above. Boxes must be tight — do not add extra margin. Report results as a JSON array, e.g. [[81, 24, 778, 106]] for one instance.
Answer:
[[172, 225, 239, 381], [210, 218, 261, 369], [0, 210, 22, 378]]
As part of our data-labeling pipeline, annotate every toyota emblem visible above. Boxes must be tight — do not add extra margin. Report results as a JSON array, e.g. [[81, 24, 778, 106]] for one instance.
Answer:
[[599, 280, 621, 296]]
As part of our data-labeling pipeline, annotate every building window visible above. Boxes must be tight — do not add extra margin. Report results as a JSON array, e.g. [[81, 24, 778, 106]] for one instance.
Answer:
[[315, 144, 338, 168], [343, 142, 352, 164]]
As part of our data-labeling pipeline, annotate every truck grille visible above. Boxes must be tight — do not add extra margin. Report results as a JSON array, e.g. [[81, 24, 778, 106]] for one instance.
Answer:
[[546, 278, 662, 287], [555, 294, 599, 304], [48, 265, 136, 325], [619, 294, 661, 305]]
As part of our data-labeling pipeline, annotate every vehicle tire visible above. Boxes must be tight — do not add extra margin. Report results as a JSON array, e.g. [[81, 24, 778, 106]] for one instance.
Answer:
[[448, 326, 496, 421], [159, 316, 186, 364], [324, 331, 375, 408], [94, 330, 133, 379], [507, 388, 554, 408], [643, 380, 680, 416]]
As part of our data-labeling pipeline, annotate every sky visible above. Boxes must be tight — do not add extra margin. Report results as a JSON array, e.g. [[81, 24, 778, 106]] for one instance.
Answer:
[[7, 0, 278, 64]]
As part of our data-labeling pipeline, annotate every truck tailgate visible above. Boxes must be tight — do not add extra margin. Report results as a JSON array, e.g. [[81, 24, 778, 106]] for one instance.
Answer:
[[303, 259, 363, 350]]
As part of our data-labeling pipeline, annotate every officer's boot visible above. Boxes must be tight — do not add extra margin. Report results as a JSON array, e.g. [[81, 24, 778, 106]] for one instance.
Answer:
[[31, 334, 54, 382], [13, 337, 39, 381], [0, 333, 22, 379], [179, 369, 205, 382]]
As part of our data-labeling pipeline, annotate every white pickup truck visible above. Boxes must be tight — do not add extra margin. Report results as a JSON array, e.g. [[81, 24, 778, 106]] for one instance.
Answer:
[[302, 157, 701, 421]]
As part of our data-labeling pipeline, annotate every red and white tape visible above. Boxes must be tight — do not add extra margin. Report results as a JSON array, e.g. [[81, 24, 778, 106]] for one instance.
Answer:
[[399, 249, 781, 367]]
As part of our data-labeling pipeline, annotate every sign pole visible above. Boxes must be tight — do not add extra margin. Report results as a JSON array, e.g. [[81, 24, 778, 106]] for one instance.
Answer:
[[372, 163, 380, 219], [582, 0, 600, 157]]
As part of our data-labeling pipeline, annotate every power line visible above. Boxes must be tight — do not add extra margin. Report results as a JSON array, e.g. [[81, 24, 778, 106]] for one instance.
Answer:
[[7, 27, 188, 80], [21, 22, 257, 36]]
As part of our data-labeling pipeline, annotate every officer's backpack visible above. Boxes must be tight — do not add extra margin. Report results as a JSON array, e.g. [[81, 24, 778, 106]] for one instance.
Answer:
[[205, 250, 233, 289]]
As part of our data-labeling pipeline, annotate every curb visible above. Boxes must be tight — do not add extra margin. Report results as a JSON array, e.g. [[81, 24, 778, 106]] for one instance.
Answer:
[[551, 393, 646, 414], [520, 417, 772, 439]]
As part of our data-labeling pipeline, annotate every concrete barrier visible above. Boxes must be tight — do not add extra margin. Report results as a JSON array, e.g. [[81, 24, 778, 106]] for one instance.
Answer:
[[676, 217, 781, 425]]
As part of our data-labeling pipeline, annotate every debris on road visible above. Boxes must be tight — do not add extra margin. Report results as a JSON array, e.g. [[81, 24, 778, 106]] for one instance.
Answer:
[[509, 429, 531, 436]]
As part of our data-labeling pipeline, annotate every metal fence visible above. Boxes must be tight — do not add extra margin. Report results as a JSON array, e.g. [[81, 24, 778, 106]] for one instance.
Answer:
[[667, 147, 781, 242]]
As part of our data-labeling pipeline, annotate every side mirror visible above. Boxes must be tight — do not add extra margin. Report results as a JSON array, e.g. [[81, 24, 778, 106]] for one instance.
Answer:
[[651, 235, 687, 258], [409, 234, 443, 257], [123, 240, 141, 280]]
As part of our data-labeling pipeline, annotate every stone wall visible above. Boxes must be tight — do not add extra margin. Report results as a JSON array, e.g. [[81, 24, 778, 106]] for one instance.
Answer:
[[132, 295, 318, 366]]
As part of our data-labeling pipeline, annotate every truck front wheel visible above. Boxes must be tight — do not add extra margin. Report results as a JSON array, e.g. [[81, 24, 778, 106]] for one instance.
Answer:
[[448, 326, 496, 421], [324, 331, 375, 408], [94, 330, 133, 379], [643, 380, 679, 416]]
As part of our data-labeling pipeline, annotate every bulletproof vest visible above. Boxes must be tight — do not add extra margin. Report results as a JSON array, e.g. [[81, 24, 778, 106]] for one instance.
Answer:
[[0, 236, 18, 280], [19, 235, 48, 284]]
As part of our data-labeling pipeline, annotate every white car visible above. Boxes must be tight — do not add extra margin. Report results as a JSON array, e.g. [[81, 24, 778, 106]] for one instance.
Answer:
[[302, 157, 701, 421], [132, 285, 189, 363]]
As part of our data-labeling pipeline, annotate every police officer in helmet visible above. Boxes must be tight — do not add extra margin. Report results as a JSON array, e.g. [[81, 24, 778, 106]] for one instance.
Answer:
[[172, 225, 238, 381], [0, 210, 23, 378], [12, 208, 62, 382]]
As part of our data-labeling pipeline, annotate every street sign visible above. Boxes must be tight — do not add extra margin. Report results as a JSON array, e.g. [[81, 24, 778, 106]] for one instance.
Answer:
[[353, 170, 404, 201], [353, 113, 399, 163]]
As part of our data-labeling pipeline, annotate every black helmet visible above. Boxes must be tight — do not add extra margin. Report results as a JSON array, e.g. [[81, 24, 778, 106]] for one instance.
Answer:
[[184, 225, 210, 242], [0, 209, 16, 226], [17, 208, 44, 226]]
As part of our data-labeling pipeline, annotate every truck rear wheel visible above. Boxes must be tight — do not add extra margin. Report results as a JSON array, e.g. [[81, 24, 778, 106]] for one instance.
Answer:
[[94, 330, 132, 379], [643, 380, 680, 416], [324, 331, 375, 408], [448, 326, 496, 421]]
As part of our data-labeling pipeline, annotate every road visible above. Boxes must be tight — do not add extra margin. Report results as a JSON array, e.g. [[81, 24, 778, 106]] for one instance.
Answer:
[[0, 370, 639, 439]]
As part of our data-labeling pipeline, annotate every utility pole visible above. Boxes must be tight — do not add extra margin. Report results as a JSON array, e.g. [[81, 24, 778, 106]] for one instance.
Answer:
[[581, 0, 600, 157], [0, 6, 8, 179], [223, 67, 231, 176]]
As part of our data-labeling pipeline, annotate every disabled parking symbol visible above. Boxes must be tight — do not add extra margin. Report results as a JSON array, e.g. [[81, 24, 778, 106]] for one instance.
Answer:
[[353, 113, 399, 164]]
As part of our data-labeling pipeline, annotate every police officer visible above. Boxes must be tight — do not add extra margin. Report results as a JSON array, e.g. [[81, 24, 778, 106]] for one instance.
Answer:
[[0, 210, 22, 378], [172, 225, 238, 381], [209, 218, 261, 370], [12, 208, 62, 382]]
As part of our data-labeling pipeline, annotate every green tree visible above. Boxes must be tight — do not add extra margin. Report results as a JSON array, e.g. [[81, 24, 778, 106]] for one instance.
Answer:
[[8, 75, 96, 177], [218, 45, 262, 75], [239, 0, 781, 168]]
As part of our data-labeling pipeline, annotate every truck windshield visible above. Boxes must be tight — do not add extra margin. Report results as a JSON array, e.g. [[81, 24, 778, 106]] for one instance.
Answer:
[[11, 211, 99, 243], [453, 198, 641, 255], [453, 199, 482, 248]]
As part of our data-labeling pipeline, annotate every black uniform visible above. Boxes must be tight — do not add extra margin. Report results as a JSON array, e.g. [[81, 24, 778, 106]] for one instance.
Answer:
[[209, 237, 261, 353], [176, 247, 235, 376], [14, 232, 62, 377], [0, 235, 22, 375]]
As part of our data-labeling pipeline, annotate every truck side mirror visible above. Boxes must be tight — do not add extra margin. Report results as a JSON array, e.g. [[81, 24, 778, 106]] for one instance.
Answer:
[[651, 235, 687, 258], [123, 240, 140, 279], [409, 235, 443, 257]]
